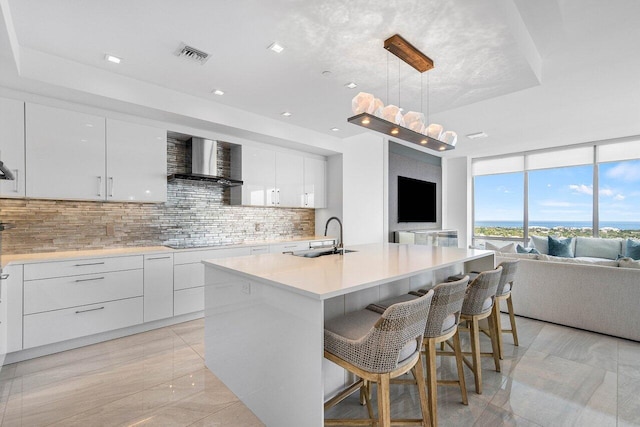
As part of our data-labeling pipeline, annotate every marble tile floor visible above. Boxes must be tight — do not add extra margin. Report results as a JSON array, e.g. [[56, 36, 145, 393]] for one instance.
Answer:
[[1, 315, 639, 426]]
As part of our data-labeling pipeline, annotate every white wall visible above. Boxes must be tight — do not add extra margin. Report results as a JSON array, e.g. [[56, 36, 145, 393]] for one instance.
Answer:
[[442, 156, 471, 248], [341, 133, 386, 245]]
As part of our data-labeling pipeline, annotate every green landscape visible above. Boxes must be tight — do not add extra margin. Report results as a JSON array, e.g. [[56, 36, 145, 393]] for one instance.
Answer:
[[474, 226, 640, 239]]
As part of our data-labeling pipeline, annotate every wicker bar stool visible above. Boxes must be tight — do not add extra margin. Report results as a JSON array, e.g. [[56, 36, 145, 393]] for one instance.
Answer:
[[324, 290, 434, 427], [458, 266, 503, 395], [492, 259, 520, 359], [421, 276, 470, 427]]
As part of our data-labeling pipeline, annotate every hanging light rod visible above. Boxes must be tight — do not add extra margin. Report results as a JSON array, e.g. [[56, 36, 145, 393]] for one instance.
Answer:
[[383, 34, 433, 73]]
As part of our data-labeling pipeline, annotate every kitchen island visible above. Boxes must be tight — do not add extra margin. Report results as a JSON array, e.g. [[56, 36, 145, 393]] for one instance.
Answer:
[[202, 243, 494, 427]]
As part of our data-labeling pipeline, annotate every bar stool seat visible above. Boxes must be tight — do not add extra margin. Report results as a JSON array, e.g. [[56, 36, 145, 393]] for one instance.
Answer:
[[324, 291, 434, 427]]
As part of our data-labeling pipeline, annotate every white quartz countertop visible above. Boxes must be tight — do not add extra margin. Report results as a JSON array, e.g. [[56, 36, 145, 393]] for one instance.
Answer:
[[203, 243, 493, 300]]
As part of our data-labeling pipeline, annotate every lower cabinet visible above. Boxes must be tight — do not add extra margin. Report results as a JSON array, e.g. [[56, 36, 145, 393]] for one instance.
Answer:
[[174, 286, 204, 316], [143, 254, 174, 322], [269, 241, 310, 253], [23, 297, 143, 348]]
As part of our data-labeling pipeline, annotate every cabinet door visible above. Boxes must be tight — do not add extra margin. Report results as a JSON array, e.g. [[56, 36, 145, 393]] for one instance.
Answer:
[[0, 97, 25, 197], [275, 152, 304, 207], [0, 269, 7, 366], [143, 254, 174, 322], [241, 146, 276, 206], [106, 119, 167, 202], [26, 103, 106, 200], [2, 264, 23, 353], [303, 157, 326, 208]]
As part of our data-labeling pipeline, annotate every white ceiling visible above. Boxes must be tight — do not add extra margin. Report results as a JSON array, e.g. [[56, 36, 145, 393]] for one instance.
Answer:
[[2, 0, 640, 158]]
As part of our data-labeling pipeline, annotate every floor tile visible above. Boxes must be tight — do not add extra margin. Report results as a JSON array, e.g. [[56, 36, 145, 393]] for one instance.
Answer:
[[618, 374, 640, 427]]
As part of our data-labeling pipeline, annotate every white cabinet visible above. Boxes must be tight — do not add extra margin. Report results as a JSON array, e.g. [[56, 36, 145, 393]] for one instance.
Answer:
[[241, 145, 276, 206], [0, 97, 25, 197], [22, 255, 144, 349], [239, 145, 325, 208], [0, 269, 7, 366], [106, 119, 167, 202], [269, 241, 311, 254], [143, 254, 174, 322], [275, 152, 304, 207], [26, 103, 106, 200], [303, 157, 326, 208], [3, 265, 23, 353], [25, 103, 167, 202]]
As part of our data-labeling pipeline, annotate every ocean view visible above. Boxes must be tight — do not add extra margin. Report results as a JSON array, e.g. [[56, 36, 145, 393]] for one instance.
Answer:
[[475, 221, 640, 230]]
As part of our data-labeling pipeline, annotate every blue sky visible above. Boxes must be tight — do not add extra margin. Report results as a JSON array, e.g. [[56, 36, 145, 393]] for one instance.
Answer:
[[474, 159, 640, 222]]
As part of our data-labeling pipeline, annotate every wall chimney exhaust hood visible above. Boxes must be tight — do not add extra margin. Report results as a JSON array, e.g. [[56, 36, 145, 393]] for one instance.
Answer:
[[168, 138, 243, 187]]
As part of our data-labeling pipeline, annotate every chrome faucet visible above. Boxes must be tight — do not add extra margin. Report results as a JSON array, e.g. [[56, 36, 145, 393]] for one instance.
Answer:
[[324, 216, 344, 254]]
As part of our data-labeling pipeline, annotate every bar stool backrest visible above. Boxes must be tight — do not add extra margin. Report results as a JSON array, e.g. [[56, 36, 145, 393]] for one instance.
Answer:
[[424, 276, 469, 338], [461, 266, 503, 316], [496, 259, 519, 296]]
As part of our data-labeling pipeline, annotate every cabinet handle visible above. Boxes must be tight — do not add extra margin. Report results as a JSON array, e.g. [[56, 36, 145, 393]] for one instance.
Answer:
[[146, 256, 171, 260], [271, 190, 275, 205], [75, 306, 105, 314], [74, 276, 105, 283], [304, 193, 308, 206], [0, 274, 9, 280], [108, 177, 114, 197], [277, 189, 280, 205], [74, 262, 105, 267], [12, 169, 18, 193], [97, 176, 103, 197]]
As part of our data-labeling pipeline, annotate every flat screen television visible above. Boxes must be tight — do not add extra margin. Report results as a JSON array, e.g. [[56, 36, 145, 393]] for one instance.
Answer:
[[397, 176, 436, 222]]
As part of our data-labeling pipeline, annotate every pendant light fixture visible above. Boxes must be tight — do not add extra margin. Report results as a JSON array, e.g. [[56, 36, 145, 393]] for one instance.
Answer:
[[347, 34, 456, 152]]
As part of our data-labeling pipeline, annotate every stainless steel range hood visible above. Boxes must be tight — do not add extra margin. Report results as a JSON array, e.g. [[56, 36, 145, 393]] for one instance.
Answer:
[[168, 138, 243, 187]]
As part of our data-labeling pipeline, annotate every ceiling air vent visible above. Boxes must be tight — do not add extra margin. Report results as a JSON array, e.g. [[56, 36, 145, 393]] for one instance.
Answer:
[[175, 43, 210, 65]]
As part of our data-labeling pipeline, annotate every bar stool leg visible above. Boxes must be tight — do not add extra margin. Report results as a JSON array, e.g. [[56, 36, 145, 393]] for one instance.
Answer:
[[424, 338, 438, 427], [469, 317, 483, 394], [486, 310, 501, 373], [493, 300, 505, 360], [413, 352, 432, 427], [507, 296, 519, 346], [452, 330, 468, 405], [377, 374, 391, 427]]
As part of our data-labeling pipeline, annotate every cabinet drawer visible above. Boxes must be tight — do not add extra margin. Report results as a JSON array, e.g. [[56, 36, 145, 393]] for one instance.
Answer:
[[174, 287, 204, 316], [24, 269, 143, 315], [173, 247, 250, 265], [23, 297, 143, 349], [174, 263, 204, 290], [24, 255, 143, 280], [269, 241, 310, 253]]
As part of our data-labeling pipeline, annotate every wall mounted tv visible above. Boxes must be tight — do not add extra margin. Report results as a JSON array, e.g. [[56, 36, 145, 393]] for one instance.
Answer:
[[397, 176, 437, 223]]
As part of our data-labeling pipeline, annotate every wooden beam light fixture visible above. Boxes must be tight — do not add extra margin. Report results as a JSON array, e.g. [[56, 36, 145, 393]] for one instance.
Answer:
[[383, 34, 434, 73]]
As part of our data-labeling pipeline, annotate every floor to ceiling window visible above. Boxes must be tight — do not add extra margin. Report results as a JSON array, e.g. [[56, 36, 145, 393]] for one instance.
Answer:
[[472, 140, 640, 244]]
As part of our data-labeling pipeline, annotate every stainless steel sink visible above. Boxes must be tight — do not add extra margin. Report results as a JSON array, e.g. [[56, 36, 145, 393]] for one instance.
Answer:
[[290, 248, 357, 258]]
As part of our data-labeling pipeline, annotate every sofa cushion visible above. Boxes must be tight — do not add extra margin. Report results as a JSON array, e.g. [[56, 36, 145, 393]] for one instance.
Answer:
[[517, 244, 540, 254], [625, 239, 640, 260], [485, 241, 517, 253], [548, 236, 574, 258], [538, 254, 619, 267], [575, 237, 622, 260], [530, 235, 549, 254], [618, 256, 640, 269], [500, 252, 539, 260]]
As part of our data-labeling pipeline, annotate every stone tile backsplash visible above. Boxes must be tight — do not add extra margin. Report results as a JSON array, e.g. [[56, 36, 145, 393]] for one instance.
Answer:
[[0, 137, 315, 254]]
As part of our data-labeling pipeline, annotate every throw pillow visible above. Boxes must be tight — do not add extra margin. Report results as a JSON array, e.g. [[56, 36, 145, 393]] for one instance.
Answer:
[[516, 244, 540, 254], [485, 241, 517, 253], [574, 237, 623, 260], [618, 256, 640, 269], [548, 236, 574, 258], [625, 238, 640, 260], [530, 235, 549, 254]]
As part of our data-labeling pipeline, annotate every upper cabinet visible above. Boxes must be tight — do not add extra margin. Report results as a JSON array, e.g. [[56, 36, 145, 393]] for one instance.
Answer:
[[26, 103, 106, 201], [106, 119, 167, 202], [0, 97, 25, 198], [238, 145, 325, 208], [303, 157, 326, 208], [25, 103, 167, 202]]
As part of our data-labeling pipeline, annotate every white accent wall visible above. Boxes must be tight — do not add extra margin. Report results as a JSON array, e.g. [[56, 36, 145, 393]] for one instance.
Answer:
[[442, 156, 471, 248], [341, 133, 386, 245]]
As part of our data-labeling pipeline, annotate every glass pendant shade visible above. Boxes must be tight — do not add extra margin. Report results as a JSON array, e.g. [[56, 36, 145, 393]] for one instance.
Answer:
[[441, 131, 458, 146], [402, 111, 425, 133], [425, 123, 443, 140], [381, 105, 403, 124], [351, 92, 375, 114]]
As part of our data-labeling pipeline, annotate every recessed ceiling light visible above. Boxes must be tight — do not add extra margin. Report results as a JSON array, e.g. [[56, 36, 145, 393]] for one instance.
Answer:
[[212, 89, 225, 96], [331, 127, 340, 132], [268, 42, 284, 53], [466, 131, 488, 139], [345, 82, 357, 89], [104, 54, 121, 64], [281, 111, 292, 117]]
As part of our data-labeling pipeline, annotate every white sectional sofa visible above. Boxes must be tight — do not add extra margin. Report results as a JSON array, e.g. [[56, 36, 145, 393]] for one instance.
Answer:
[[492, 236, 640, 342]]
